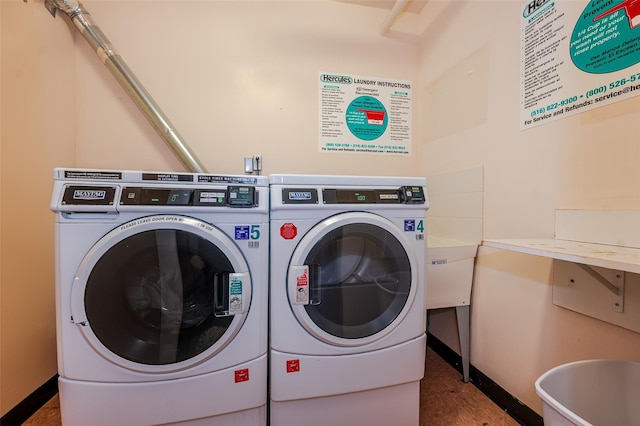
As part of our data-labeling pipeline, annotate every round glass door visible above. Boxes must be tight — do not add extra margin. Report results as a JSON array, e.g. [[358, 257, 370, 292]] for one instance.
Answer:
[[72, 215, 251, 372], [288, 212, 416, 346]]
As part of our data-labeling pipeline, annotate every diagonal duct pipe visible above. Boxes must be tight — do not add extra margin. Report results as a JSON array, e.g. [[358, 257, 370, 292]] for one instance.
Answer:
[[42, 0, 208, 173], [379, 0, 409, 36]]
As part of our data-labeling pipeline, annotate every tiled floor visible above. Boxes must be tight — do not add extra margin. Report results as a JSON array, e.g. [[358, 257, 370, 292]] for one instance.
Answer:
[[420, 349, 519, 425], [24, 348, 519, 425]]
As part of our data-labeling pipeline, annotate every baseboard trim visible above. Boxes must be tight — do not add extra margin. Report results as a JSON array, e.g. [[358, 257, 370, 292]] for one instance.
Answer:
[[426, 333, 543, 426], [1, 375, 58, 426]]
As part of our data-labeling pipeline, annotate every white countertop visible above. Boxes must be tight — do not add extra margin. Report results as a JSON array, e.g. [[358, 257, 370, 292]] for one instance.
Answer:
[[483, 238, 640, 275]]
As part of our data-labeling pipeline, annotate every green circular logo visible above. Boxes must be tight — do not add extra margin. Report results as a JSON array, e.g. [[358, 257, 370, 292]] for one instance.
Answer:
[[345, 96, 388, 141], [570, 1, 640, 73]]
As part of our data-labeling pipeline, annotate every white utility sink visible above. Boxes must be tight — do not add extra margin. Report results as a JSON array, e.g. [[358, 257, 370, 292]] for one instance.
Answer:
[[426, 236, 478, 309]]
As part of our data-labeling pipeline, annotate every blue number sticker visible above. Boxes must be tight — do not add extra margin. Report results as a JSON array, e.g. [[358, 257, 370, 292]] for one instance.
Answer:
[[234, 226, 250, 240], [404, 219, 415, 232]]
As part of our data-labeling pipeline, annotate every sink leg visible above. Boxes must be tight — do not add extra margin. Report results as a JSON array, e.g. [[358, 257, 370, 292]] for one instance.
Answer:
[[456, 305, 471, 383]]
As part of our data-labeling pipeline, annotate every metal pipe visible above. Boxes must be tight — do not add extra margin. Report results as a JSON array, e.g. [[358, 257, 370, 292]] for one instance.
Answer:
[[44, 0, 208, 173], [380, 0, 409, 36]]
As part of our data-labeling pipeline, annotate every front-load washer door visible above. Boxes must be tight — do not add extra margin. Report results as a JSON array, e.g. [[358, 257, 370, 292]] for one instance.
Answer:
[[287, 212, 417, 347], [71, 215, 252, 373]]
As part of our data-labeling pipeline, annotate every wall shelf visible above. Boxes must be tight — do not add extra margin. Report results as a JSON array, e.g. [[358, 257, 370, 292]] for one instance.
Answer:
[[482, 238, 640, 275], [483, 209, 640, 334]]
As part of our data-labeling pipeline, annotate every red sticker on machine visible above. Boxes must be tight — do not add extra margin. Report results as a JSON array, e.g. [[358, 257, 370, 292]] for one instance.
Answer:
[[296, 269, 309, 303], [286, 359, 300, 373], [234, 368, 249, 383], [280, 222, 298, 240]]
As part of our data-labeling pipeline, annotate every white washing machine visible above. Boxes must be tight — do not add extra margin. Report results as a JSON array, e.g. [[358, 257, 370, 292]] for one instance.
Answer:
[[269, 174, 429, 426], [50, 168, 269, 426]]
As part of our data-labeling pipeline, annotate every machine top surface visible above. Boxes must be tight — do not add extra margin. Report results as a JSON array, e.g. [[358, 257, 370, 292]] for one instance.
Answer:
[[269, 173, 426, 187], [54, 168, 268, 186]]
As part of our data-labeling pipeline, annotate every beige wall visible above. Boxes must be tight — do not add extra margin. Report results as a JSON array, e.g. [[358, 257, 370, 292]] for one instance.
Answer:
[[1, 0, 76, 415], [418, 0, 640, 414], [72, 0, 423, 176], [1, 0, 422, 415], [2, 0, 639, 418]]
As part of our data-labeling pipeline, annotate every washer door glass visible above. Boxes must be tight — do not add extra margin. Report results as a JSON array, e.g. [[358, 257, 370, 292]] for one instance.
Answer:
[[289, 212, 415, 345], [73, 215, 250, 370]]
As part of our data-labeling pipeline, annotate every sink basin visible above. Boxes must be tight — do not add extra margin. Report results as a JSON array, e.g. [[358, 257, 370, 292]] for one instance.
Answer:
[[426, 237, 478, 309]]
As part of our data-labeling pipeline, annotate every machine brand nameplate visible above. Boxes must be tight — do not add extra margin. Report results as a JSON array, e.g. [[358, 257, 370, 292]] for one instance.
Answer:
[[62, 185, 116, 206], [74, 189, 106, 200], [289, 192, 312, 200], [282, 188, 318, 204]]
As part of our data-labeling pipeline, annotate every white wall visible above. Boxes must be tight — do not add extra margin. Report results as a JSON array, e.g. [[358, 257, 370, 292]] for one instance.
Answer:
[[1, 0, 422, 415], [3, 0, 639, 418], [418, 0, 640, 414], [0, 0, 76, 415], [74, 0, 423, 177]]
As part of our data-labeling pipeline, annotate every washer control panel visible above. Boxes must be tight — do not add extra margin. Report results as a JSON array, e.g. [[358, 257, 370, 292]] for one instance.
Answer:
[[61, 185, 257, 207], [281, 186, 426, 205]]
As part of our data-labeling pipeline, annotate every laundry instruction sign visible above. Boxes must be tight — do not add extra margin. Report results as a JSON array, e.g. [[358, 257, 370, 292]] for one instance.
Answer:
[[520, 0, 640, 129], [319, 73, 411, 155]]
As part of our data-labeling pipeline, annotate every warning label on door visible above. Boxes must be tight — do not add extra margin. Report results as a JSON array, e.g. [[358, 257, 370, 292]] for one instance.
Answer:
[[296, 269, 309, 304]]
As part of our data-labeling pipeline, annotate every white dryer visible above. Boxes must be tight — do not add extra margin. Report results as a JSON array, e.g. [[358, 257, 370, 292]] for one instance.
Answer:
[[269, 174, 429, 426], [51, 168, 269, 426]]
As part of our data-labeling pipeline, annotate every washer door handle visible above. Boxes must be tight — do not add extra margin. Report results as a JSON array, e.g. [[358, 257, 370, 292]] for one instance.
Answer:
[[214, 272, 249, 317], [70, 277, 88, 325], [288, 264, 321, 306]]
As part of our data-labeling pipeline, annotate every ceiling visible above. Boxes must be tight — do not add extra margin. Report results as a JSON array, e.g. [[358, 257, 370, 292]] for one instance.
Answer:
[[334, 0, 428, 15]]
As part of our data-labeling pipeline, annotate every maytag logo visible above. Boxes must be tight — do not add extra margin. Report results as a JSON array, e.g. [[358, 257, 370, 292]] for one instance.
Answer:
[[74, 190, 106, 200], [289, 191, 312, 200]]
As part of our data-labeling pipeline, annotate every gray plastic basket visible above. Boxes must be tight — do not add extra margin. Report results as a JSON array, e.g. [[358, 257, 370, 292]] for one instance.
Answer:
[[535, 359, 640, 426]]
